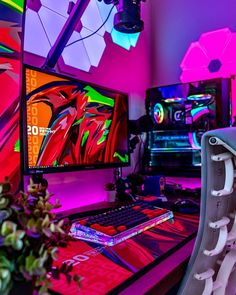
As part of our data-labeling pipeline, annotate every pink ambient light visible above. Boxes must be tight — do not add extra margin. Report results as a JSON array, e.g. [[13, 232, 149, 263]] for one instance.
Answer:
[[180, 28, 236, 83]]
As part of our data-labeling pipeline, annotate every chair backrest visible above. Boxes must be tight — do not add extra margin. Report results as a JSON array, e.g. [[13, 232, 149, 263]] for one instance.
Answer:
[[178, 127, 236, 295]]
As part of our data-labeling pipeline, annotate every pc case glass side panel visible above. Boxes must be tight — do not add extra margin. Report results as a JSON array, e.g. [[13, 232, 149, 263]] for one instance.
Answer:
[[145, 78, 232, 175]]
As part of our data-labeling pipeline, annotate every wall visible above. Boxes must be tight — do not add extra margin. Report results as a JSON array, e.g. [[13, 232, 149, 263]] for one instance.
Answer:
[[23, 1, 152, 212], [150, 0, 236, 86]]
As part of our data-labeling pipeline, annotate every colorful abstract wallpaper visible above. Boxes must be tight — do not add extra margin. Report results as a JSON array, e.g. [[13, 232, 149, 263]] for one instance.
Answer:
[[0, 0, 24, 191], [23, 67, 129, 173]]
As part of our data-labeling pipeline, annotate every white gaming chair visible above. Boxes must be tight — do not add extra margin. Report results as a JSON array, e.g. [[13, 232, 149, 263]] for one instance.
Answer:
[[178, 127, 236, 295]]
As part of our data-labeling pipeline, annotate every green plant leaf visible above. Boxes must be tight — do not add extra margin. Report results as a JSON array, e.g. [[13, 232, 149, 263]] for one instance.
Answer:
[[42, 228, 52, 238], [0, 269, 10, 280], [55, 224, 65, 234], [50, 247, 58, 260], [0, 256, 13, 294], [4, 234, 14, 245], [0, 197, 9, 209], [45, 202, 53, 211], [0, 176, 76, 295], [0, 254, 13, 270], [27, 218, 37, 229], [14, 239, 23, 251], [42, 215, 50, 228], [33, 209, 40, 217], [37, 201, 44, 209], [50, 223, 55, 232], [41, 250, 48, 263], [15, 230, 25, 240], [0, 271, 12, 295], [32, 258, 41, 270], [39, 244, 45, 256], [25, 254, 36, 273], [57, 219, 64, 228], [1, 221, 17, 236], [0, 209, 11, 222]]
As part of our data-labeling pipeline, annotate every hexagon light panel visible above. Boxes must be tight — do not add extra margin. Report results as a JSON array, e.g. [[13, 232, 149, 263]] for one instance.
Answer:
[[180, 28, 236, 82], [24, 0, 140, 72]]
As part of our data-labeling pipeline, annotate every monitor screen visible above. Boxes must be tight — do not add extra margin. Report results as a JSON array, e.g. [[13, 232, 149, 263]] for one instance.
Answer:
[[145, 78, 232, 175], [21, 65, 130, 174]]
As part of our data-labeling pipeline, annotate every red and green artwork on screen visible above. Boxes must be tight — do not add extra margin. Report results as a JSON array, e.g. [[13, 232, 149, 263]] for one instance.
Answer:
[[23, 66, 130, 174]]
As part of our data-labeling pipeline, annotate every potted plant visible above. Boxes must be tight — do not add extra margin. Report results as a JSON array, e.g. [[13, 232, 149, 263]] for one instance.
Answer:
[[0, 177, 80, 295]]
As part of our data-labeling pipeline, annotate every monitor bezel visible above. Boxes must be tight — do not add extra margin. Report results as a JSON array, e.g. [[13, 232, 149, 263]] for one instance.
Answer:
[[21, 64, 130, 175]]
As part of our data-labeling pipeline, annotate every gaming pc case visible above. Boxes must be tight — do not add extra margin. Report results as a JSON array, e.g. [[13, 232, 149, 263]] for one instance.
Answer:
[[144, 78, 232, 175]]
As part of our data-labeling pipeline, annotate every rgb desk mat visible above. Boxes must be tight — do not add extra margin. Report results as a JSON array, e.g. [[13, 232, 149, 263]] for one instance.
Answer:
[[51, 213, 199, 295]]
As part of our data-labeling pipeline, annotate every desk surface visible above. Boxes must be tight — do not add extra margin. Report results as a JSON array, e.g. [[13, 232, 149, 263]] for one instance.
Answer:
[[51, 212, 199, 295]]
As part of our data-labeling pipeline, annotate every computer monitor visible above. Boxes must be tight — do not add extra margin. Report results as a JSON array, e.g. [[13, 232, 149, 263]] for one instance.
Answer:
[[21, 65, 130, 175], [145, 78, 232, 175]]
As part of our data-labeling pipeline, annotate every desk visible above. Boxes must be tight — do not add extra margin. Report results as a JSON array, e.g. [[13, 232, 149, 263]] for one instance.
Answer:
[[51, 212, 199, 295]]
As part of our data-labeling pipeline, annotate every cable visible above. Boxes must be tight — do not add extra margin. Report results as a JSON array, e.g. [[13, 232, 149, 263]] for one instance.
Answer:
[[65, 4, 115, 48], [133, 134, 145, 173]]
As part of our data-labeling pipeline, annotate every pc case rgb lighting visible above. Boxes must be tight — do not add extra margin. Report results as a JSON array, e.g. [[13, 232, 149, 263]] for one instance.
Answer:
[[145, 78, 232, 175]]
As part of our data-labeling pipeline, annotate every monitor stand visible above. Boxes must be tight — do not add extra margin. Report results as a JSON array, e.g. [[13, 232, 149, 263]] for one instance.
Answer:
[[30, 173, 48, 198], [31, 173, 44, 184], [113, 167, 122, 182]]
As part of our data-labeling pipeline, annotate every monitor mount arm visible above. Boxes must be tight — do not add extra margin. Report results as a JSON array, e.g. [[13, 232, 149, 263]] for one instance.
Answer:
[[43, 0, 114, 70], [43, 0, 90, 70]]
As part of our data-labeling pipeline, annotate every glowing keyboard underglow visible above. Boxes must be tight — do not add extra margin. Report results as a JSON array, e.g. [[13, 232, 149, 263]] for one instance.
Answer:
[[70, 202, 174, 246]]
